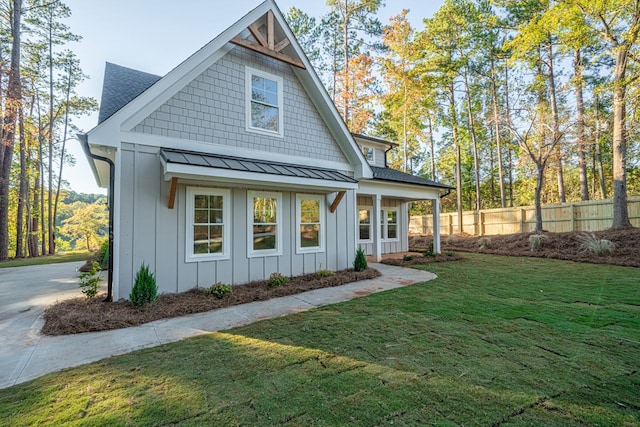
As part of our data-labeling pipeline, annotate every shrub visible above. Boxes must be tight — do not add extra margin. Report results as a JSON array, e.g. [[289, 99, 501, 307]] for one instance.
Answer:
[[402, 255, 414, 261], [267, 272, 288, 287], [528, 234, 548, 252], [353, 248, 368, 271], [478, 237, 491, 250], [577, 233, 616, 256], [130, 263, 158, 307], [78, 261, 101, 298], [206, 282, 232, 299], [96, 239, 109, 269], [316, 269, 335, 278]]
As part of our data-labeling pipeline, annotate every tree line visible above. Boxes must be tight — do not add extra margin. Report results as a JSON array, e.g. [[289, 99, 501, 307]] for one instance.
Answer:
[[287, 0, 639, 232], [0, 0, 97, 260]]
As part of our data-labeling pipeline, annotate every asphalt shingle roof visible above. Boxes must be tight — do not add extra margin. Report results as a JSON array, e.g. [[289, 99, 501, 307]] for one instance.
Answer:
[[98, 62, 162, 124], [161, 148, 358, 184], [371, 166, 453, 189]]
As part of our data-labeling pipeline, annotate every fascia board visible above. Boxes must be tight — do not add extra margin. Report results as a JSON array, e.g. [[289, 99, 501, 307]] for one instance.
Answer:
[[121, 131, 354, 172], [163, 162, 359, 191], [358, 179, 443, 200]]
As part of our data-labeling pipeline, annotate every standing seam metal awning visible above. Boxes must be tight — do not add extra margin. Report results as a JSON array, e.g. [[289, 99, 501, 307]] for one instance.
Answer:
[[160, 148, 358, 190]]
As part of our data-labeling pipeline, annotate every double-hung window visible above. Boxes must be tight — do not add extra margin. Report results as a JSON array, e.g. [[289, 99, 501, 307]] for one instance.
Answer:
[[186, 187, 230, 262], [249, 191, 282, 256], [381, 208, 398, 240], [296, 194, 325, 253], [362, 146, 375, 163], [246, 66, 283, 136], [358, 207, 372, 242]]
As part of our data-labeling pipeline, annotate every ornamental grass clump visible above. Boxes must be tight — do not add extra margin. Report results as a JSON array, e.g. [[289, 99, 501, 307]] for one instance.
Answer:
[[353, 248, 368, 271], [130, 263, 158, 307], [528, 234, 548, 252], [577, 232, 616, 256]]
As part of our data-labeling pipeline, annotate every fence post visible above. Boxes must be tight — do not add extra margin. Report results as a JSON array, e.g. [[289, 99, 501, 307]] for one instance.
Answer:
[[570, 204, 576, 232], [449, 214, 454, 236], [520, 209, 525, 233], [480, 211, 486, 236]]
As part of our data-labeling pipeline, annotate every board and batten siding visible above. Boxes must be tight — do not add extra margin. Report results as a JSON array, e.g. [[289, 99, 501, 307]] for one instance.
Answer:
[[132, 47, 347, 165], [115, 143, 356, 300]]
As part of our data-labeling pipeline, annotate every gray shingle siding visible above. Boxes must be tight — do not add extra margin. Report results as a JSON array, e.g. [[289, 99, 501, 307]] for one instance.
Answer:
[[133, 48, 347, 164]]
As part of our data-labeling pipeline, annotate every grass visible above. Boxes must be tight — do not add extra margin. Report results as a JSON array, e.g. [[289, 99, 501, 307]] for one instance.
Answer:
[[0, 251, 90, 268], [0, 253, 638, 426]]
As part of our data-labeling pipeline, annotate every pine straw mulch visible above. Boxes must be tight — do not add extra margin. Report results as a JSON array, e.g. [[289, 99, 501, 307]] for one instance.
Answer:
[[409, 228, 640, 268], [42, 268, 381, 336], [378, 252, 464, 267]]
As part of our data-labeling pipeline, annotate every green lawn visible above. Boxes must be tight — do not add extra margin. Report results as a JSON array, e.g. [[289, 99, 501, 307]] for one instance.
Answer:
[[0, 251, 90, 268], [0, 253, 638, 426]]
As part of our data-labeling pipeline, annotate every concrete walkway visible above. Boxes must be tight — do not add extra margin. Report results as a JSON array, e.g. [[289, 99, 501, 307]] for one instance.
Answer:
[[0, 263, 436, 389]]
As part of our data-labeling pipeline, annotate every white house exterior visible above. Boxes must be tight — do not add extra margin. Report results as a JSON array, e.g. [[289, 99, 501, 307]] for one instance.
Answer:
[[81, 0, 451, 301]]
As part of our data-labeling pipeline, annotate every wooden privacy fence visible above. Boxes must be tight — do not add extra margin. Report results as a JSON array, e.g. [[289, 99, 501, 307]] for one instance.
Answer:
[[410, 197, 640, 236]]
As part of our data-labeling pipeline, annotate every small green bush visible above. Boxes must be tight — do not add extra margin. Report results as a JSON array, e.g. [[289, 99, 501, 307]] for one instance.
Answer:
[[402, 255, 414, 261], [353, 248, 368, 271], [578, 233, 616, 256], [528, 234, 548, 252], [206, 282, 232, 299], [96, 239, 109, 269], [130, 263, 158, 307], [267, 272, 288, 287], [316, 269, 335, 278], [78, 261, 101, 298]]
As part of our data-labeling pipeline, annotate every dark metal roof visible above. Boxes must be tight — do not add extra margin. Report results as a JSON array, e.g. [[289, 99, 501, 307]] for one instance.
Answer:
[[161, 148, 357, 183], [371, 166, 453, 190], [98, 62, 162, 124]]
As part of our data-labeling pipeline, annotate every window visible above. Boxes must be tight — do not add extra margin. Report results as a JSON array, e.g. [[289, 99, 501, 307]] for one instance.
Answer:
[[358, 208, 372, 242], [362, 146, 375, 163], [248, 191, 282, 256], [246, 67, 283, 136], [186, 187, 230, 262], [296, 194, 325, 253], [381, 208, 398, 240]]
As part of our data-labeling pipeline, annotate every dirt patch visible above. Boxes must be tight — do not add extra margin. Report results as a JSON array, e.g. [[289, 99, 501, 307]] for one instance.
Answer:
[[409, 228, 640, 267], [42, 268, 381, 336]]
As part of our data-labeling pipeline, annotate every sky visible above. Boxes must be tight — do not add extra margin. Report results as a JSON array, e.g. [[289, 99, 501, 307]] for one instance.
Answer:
[[61, 0, 445, 194]]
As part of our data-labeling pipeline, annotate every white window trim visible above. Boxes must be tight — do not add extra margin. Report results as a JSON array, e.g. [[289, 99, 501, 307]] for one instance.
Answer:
[[381, 207, 400, 242], [248, 190, 283, 257], [358, 205, 373, 243], [362, 145, 375, 164], [245, 66, 284, 138], [185, 187, 231, 263], [296, 194, 325, 254]]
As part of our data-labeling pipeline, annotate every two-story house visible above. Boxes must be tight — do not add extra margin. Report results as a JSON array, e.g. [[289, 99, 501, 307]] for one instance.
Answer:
[[80, 0, 451, 301]]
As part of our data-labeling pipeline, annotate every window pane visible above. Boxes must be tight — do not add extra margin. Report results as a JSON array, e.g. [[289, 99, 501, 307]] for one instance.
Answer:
[[210, 195, 223, 210], [194, 209, 208, 224], [209, 209, 224, 224], [388, 210, 397, 224], [193, 225, 209, 254], [209, 225, 223, 253], [251, 103, 278, 131], [359, 209, 370, 225], [253, 197, 277, 223], [253, 225, 276, 250], [194, 195, 208, 209], [300, 225, 319, 247], [300, 199, 320, 223], [388, 225, 397, 239], [359, 225, 370, 240]]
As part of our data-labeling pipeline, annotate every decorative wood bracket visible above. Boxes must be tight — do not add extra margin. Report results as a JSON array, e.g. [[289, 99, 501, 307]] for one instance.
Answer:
[[230, 10, 305, 69], [168, 177, 178, 209], [329, 191, 346, 213]]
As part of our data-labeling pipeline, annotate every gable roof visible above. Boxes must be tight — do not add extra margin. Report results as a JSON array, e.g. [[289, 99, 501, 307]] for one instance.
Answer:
[[87, 0, 372, 180], [98, 63, 161, 124], [371, 166, 453, 190]]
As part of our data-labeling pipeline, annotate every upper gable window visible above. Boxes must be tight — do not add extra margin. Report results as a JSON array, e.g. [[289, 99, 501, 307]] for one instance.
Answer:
[[246, 66, 284, 137], [362, 146, 375, 163]]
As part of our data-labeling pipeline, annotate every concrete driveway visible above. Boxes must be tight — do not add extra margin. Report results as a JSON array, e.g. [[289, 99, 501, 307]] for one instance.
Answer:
[[0, 261, 93, 386]]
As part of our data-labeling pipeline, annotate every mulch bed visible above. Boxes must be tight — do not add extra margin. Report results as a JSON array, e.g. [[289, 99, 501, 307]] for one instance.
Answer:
[[379, 252, 464, 267], [42, 268, 381, 336], [409, 228, 640, 268]]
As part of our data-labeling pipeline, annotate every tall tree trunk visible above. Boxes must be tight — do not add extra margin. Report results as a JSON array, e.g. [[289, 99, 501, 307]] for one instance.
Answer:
[[428, 114, 436, 180], [574, 49, 589, 201], [449, 82, 463, 233], [534, 163, 545, 232], [546, 39, 565, 203], [491, 56, 506, 208], [47, 9, 55, 254], [504, 64, 514, 207], [594, 94, 607, 199], [0, 0, 22, 260], [463, 66, 481, 211], [342, 0, 349, 127], [15, 106, 26, 258], [611, 47, 631, 228]]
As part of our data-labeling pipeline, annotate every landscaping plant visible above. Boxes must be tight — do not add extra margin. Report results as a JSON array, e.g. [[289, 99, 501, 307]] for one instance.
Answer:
[[206, 282, 232, 299], [267, 272, 288, 287], [353, 247, 368, 271], [578, 232, 616, 256], [528, 233, 548, 251], [130, 263, 158, 307], [78, 261, 101, 298]]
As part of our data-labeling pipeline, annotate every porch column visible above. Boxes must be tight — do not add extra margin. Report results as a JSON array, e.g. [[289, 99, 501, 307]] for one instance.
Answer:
[[433, 197, 441, 254], [373, 194, 382, 262]]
